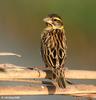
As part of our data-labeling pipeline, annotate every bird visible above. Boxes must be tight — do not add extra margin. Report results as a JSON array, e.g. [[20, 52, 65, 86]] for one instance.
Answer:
[[41, 14, 67, 88]]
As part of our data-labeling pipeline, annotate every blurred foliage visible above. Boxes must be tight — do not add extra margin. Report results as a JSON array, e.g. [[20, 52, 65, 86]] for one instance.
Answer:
[[0, 0, 96, 69]]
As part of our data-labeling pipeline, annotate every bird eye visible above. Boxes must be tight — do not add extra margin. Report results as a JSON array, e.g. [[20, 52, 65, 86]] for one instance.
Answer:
[[53, 19, 57, 21]]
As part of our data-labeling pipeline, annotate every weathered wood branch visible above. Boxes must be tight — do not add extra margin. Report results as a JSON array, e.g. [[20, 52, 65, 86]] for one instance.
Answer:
[[0, 52, 21, 57], [0, 64, 96, 79], [0, 85, 96, 98], [0, 64, 96, 98]]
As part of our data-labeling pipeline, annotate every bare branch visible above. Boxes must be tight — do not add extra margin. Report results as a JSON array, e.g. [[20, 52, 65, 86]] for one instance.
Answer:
[[0, 64, 96, 79], [0, 64, 96, 98], [0, 52, 22, 57], [0, 85, 95, 98]]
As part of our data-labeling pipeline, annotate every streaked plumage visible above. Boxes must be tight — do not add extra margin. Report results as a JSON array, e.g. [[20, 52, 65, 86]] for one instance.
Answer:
[[41, 14, 67, 88]]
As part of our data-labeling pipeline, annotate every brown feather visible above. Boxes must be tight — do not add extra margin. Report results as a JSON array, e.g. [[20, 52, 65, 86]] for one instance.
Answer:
[[41, 14, 67, 88]]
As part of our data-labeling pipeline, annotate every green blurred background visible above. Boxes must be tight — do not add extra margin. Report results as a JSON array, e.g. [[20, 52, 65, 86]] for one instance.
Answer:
[[0, 0, 96, 100]]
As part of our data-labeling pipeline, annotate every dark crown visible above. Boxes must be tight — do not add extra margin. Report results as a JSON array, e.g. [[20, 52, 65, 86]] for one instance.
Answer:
[[48, 14, 61, 19]]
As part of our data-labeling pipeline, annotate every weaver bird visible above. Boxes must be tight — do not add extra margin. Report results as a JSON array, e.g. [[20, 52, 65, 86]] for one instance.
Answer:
[[41, 14, 67, 88]]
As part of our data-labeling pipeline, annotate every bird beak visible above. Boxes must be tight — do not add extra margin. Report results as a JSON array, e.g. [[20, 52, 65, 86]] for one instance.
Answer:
[[43, 17, 52, 24]]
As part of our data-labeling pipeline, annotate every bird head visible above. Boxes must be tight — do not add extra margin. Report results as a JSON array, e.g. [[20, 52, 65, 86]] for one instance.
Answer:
[[43, 14, 64, 30]]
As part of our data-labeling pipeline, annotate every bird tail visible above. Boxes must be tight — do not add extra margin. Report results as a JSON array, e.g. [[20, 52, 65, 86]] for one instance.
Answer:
[[53, 68, 66, 88]]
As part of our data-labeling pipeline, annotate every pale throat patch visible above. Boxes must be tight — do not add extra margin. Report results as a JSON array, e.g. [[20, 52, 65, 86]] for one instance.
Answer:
[[45, 25, 64, 30], [52, 25, 64, 30]]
